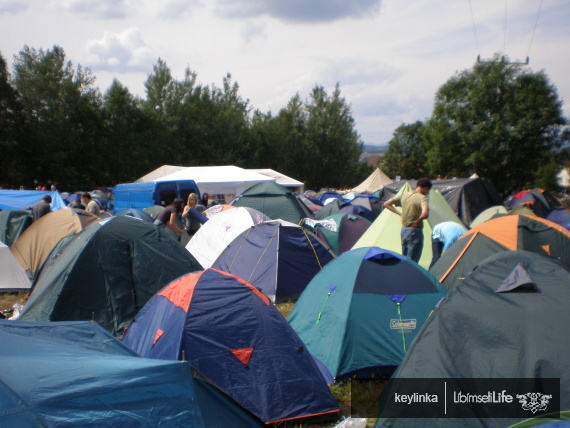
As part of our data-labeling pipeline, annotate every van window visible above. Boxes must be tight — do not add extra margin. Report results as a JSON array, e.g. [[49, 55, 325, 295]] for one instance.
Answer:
[[160, 190, 176, 206], [179, 189, 192, 203]]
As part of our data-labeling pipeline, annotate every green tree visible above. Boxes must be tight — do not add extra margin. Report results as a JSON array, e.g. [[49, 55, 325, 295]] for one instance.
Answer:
[[0, 52, 25, 187], [305, 84, 365, 190], [12, 45, 103, 189], [270, 94, 310, 178], [424, 55, 569, 196], [209, 73, 254, 165], [142, 58, 176, 166], [103, 79, 153, 183], [249, 109, 278, 168], [380, 121, 429, 179]]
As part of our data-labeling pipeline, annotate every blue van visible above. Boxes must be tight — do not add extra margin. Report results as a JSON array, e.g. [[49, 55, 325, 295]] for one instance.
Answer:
[[108, 180, 200, 214]]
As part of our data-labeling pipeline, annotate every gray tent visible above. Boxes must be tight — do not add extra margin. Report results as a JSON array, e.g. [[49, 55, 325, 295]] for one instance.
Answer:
[[377, 250, 570, 427]]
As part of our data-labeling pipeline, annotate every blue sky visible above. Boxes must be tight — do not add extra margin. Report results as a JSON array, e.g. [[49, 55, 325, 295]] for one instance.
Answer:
[[1, 0, 569, 145]]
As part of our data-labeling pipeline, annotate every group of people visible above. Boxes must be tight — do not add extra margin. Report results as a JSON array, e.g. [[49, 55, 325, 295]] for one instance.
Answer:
[[31, 179, 464, 262], [383, 178, 466, 268], [32, 192, 102, 223], [153, 193, 209, 240]]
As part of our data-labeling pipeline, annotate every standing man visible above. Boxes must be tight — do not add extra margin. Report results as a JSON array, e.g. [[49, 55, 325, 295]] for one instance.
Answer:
[[81, 192, 101, 217], [32, 195, 52, 222], [383, 178, 432, 263]]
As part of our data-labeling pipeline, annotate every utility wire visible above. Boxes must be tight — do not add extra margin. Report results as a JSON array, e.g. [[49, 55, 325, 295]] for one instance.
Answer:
[[467, 0, 481, 56], [527, 0, 544, 58], [504, 0, 508, 54]]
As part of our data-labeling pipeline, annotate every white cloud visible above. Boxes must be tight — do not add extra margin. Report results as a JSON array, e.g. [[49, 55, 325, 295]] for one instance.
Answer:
[[135, 0, 200, 19], [242, 21, 267, 43], [318, 58, 402, 87], [50, 0, 201, 19], [215, 0, 382, 23], [0, 0, 29, 14], [50, 0, 128, 19], [85, 28, 155, 72]]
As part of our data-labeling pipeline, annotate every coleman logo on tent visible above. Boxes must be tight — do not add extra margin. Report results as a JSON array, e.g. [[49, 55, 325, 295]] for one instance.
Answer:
[[390, 319, 417, 330], [517, 392, 552, 414]]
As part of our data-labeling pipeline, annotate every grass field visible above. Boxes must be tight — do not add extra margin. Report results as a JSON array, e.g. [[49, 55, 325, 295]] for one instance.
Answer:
[[0, 291, 28, 317], [0, 294, 383, 427]]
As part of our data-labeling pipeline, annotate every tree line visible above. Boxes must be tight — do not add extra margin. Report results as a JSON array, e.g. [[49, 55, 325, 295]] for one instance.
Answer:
[[380, 55, 570, 197], [0, 46, 371, 192], [3, 47, 568, 198]]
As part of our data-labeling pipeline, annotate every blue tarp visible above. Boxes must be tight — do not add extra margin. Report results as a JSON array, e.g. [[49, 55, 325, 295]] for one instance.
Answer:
[[0, 190, 65, 211]]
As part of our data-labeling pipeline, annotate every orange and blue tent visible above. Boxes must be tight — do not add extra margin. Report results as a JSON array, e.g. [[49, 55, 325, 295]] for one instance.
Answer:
[[430, 214, 570, 290], [122, 268, 340, 425]]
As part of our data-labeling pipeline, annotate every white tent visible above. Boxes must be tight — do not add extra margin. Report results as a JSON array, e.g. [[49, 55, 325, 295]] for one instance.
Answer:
[[186, 207, 270, 269], [135, 165, 185, 183], [352, 168, 393, 194], [156, 165, 275, 204], [558, 167, 570, 187], [0, 241, 31, 291], [248, 169, 304, 192]]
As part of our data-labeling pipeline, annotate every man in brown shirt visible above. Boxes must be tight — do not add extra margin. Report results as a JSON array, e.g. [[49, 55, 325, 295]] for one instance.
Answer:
[[383, 178, 432, 263]]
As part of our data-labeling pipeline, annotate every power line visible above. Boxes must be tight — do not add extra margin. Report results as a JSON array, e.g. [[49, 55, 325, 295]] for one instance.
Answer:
[[527, 0, 544, 58], [467, 0, 481, 56], [503, 0, 508, 54], [471, 0, 539, 65]]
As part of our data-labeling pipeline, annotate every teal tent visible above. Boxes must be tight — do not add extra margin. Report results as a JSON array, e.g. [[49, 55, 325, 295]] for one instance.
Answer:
[[288, 247, 447, 380], [18, 216, 202, 336], [0, 209, 33, 247], [231, 181, 313, 224], [0, 320, 262, 427]]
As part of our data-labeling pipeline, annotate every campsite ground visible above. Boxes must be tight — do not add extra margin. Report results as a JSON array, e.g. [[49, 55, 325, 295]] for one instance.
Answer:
[[0, 292, 27, 318], [0, 294, 381, 427]]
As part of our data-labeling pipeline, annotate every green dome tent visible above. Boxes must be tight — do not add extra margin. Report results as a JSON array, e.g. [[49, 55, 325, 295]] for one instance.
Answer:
[[377, 251, 570, 427], [18, 216, 202, 336], [231, 181, 313, 224]]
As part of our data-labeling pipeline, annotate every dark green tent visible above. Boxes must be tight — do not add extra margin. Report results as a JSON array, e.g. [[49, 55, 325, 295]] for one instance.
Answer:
[[377, 251, 570, 427], [231, 181, 313, 224], [314, 199, 345, 220], [429, 232, 509, 290], [431, 214, 570, 291], [18, 216, 202, 336], [0, 209, 33, 247]]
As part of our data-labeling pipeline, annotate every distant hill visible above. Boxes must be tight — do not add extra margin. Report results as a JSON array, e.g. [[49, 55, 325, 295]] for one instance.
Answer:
[[360, 144, 388, 165], [363, 144, 388, 154]]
